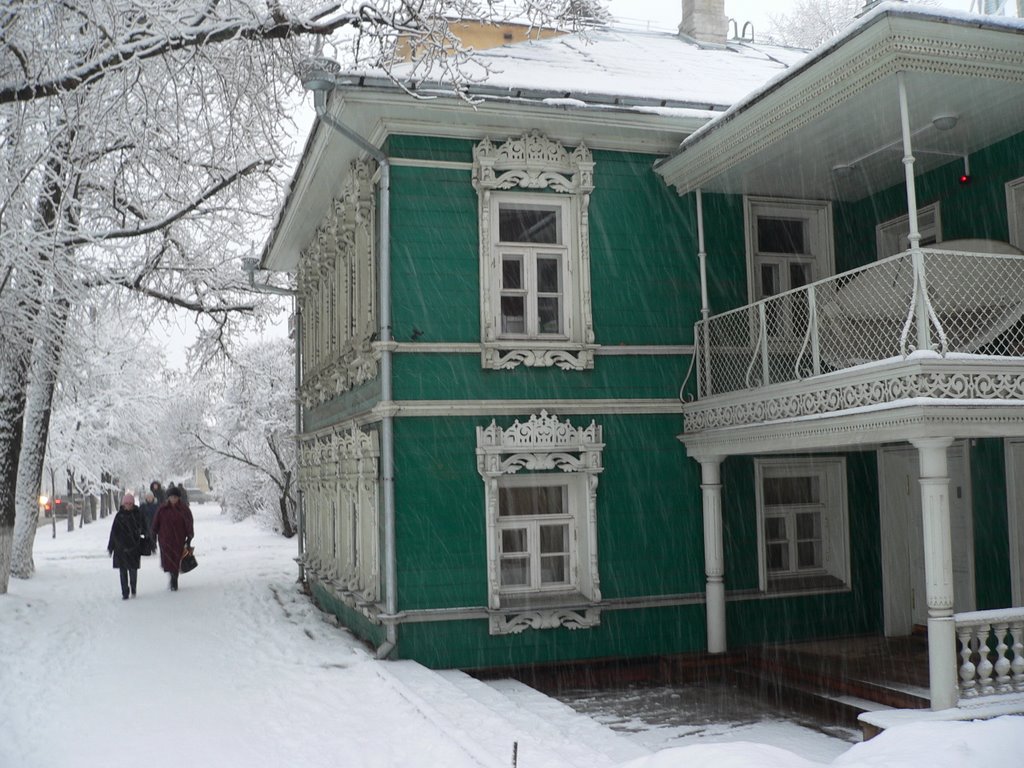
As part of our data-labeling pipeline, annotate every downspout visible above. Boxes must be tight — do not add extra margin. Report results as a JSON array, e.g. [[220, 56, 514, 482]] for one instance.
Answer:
[[241, 263, 303, 583], [305, 80, 398, 660], [696, 188, 709, 321]]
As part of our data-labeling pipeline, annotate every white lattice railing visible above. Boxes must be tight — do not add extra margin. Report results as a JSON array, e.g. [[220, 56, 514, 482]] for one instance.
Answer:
[[955, 607, 1024, 701], [694, 248, 1024, 398]]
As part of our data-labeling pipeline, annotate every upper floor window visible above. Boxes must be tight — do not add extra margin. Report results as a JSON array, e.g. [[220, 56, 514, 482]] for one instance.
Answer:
[[876, 202, 942, 260], [474, 131, 595, 371], [745, 197, 834, 304], [494, 196, 568, 338], [1007, 177, 1024, 250]]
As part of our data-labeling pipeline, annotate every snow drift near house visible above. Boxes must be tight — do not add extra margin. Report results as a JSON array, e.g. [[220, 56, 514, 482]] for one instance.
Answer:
[[620, 716, 1024, 768], [1, 502, 1021, 768]]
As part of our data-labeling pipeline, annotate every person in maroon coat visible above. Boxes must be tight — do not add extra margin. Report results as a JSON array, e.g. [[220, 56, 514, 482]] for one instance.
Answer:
[[151, 484, 195, 591]]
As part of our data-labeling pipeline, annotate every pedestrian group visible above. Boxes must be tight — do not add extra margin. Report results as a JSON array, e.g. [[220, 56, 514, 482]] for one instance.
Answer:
[[107, 481, 195, 599]]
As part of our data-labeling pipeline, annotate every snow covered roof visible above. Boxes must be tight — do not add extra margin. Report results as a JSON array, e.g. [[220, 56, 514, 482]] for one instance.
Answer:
[[339, 26, 807, 115], [262, 25, 807, 272]]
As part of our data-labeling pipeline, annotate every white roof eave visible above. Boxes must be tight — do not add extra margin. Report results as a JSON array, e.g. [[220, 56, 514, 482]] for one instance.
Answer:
[[655, 5, 1024, 198], [261, 85, 714, 273]]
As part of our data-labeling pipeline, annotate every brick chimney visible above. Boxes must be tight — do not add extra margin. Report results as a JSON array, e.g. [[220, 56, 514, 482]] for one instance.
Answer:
[[679, 0, 728, 44]]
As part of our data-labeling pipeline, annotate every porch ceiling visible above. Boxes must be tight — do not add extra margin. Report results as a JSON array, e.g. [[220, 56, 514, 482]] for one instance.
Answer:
[[657, 10, 1024, 202]]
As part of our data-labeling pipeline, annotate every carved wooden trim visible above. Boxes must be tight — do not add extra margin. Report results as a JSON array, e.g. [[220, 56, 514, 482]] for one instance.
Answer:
[[299, 160, 378, 406], [473, 131, 596, 370], [476, 411, 604, 634], [298, 425, 380, 602]]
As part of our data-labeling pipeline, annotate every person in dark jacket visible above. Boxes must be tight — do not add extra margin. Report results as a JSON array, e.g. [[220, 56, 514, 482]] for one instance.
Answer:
[[149, 481, 166, 506], [151, 484, 195, 591], [107, 493, 146, 599], [140, 492, 160, 542]]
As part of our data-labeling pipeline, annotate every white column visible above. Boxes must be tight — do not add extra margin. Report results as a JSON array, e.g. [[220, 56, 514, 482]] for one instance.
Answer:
[[700, 457, 726, 653], [912, 437, 958, 710]]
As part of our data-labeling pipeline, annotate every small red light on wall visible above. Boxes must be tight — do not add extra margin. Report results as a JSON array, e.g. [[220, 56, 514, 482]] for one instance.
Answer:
[[958, 173, 971, 185]]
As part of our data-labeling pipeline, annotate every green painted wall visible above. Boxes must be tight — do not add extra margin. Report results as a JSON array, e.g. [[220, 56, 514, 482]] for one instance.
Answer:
[[310, 581, 387, 648], [387, 137, 698, 348], [833, 130, 1024, 273], [391, 413, 697, 612], [970, 438, 1012, 610], [720, 452, 883, 645]]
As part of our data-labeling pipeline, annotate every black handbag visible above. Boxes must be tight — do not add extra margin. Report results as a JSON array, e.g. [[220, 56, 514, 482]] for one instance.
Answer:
[[180, 544, 198, 573], [139, 535, 153, 556]]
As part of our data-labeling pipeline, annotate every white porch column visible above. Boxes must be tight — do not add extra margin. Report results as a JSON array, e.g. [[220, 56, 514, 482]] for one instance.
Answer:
[[912, 437, 958, 710], [700, 456, 727, 653]]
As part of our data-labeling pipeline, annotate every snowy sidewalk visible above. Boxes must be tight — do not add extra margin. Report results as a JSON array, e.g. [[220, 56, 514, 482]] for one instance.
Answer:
[[0, 503, 643, 768], [3, 503, 1023, 768]]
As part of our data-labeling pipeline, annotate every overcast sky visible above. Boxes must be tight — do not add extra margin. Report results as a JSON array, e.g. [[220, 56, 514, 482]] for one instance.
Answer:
[[604, 1, 978, 36]]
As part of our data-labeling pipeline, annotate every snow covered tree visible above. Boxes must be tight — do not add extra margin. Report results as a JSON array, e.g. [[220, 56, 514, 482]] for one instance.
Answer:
[[191, 338, 298, 536], [0, 1, 586, 592], [764, 0, 938, 48]]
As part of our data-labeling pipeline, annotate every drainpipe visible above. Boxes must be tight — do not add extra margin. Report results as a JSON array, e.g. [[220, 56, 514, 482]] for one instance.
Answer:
[[696, 188, 709, 322], [240, 260, 304, 583], [896, 71, 932, 354], [301, 63, 398, 660]]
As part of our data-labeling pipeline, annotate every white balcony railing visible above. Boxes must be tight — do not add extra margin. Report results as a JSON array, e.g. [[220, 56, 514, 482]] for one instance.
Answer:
[[693, 248, 1024, 399], [955, 607, 1024, 701]]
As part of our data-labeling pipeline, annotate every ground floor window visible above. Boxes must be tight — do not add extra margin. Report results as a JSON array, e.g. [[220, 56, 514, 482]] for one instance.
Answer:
[[477, 411, 603, 634], [755, 457, 849, 593], [497, 475, 576, 593]]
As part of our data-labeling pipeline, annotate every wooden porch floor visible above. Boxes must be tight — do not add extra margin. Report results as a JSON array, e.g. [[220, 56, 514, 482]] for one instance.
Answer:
[[741, 634, 932, 715]]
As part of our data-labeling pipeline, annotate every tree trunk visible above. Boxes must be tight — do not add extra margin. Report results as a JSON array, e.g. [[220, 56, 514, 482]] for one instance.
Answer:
[[12, 332, 62, 578], [0, 360, 29, 593]]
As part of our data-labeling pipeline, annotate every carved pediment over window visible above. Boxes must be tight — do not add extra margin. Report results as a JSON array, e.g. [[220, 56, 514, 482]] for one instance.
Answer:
[[299, 159, 379, 407], [476, 410, 603, 478], [473, 130, 594, 195], [473, 132, 596, 371]]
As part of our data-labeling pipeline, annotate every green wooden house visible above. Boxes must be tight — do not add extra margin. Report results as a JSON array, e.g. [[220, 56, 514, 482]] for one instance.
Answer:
[[261, 1, 1024, 714]]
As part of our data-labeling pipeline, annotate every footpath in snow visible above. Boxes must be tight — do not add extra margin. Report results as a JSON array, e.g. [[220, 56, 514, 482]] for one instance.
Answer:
[[2, 502, 1023, 768], [0, 503, 642, 768]]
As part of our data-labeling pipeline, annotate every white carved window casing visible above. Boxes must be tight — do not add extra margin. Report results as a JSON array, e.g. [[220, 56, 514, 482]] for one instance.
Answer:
[[754, 457, 849, 594], [298, 160, 378, 408], [473, 131, 596, 371], [876, 202, 942, 260], [298, 426, 381, 605], [476, 411, 603, 635]]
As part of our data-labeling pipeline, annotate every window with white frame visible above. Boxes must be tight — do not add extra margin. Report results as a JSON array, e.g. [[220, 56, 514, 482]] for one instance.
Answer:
[[494, 196, 568, 338], [477, 411, 603, 635], [755, 457, 849, 593], [876, 202, 942, 260], [496, 475, 576, 592], [746, 197, 834, 304], [1007, 177, 1024, 250], [474, 131, 595, 371]]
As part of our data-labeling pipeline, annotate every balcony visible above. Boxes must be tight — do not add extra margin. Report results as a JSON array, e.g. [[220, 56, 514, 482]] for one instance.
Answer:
[[684, 245, 1024, 441]]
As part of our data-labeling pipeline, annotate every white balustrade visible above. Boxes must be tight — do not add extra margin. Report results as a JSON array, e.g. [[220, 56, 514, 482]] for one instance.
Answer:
[[954, 608, 1024, 701], [693, 249, 1024, 398]]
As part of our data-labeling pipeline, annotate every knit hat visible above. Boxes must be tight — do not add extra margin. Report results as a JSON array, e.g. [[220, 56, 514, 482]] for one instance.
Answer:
[[167, 485, 180, 498], [122, 493, 135, 508]]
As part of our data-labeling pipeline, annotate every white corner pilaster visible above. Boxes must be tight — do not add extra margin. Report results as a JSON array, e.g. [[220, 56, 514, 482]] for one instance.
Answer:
[[911, 436, 958, 710], [700, 456, 726, 654]]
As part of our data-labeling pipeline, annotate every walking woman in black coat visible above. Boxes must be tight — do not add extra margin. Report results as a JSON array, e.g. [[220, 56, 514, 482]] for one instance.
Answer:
[[107, 493, 146, 599]]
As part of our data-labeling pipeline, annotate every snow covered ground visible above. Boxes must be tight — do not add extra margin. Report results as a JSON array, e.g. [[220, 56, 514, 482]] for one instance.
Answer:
[[2, 502, 1022, 768]]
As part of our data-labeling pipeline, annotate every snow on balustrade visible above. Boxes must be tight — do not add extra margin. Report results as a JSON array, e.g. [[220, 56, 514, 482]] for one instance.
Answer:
[[955, 607, 1024, 701], [694, 249, 1024, 399]]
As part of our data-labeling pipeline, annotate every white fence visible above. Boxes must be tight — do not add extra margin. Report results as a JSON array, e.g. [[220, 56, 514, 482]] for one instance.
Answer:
[[694, 249, 1024, 398], [955, 607, 1024, 700]]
